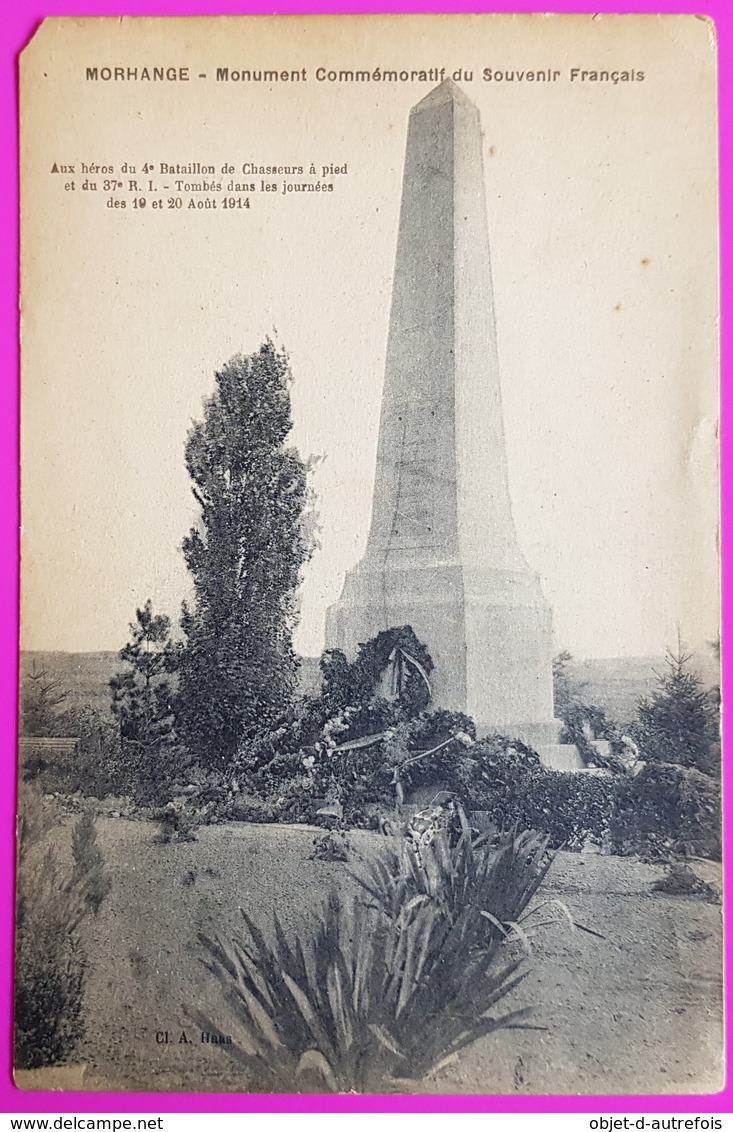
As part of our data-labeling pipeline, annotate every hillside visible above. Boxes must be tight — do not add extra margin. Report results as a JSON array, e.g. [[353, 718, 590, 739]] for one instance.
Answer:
[[17, 648, 720, 733], [19, 651, 120, 720], [566, 653, 720, 727]]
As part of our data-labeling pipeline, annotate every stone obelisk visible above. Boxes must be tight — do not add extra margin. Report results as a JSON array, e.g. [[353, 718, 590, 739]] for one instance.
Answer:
[[326, 80, 556, 742]]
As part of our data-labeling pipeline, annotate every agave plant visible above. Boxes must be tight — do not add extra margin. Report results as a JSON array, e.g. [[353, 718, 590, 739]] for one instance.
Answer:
[[200, 894, 394, 1091], [198, 817, 554, 1092], [357, 811, 552, 929]]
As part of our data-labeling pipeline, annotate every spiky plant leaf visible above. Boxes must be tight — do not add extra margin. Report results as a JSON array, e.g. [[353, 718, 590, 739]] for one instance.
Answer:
[[296, 1049, 338, 1092], [197, 814, 561, 1091]]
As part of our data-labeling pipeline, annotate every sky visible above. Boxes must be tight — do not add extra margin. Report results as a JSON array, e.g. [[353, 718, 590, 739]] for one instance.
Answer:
[[19, 13, 720, 660]]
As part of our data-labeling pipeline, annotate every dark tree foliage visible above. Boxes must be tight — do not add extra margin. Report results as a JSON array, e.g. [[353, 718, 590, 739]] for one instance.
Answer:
[[469, 739, 614, 850], [552, 650, 580, 721], [632, 649, 719, 775], [109, 600, 178, 795], [177, 341, 312, 767]]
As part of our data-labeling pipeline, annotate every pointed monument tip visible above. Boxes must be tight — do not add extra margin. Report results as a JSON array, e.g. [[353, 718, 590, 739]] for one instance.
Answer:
[[412, 77, 476, 114]]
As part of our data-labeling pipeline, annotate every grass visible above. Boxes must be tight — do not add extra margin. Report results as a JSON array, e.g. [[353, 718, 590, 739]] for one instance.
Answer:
[[14, 787, 111, 1070]]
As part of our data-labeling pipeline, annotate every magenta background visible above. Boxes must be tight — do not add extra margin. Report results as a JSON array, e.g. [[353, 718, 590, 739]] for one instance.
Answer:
[[1, 0, 729, 1115]]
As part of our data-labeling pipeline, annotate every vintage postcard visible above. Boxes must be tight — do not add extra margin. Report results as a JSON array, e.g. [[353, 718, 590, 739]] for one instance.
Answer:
[[17, 14, 721, 1094]]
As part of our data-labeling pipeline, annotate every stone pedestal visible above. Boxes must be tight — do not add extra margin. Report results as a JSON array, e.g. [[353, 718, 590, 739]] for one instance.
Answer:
[[326, 79, 556, 744]]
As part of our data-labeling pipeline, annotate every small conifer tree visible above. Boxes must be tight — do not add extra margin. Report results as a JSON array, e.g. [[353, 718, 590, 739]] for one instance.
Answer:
[[633, 648, 719, 775], [109, 600, 178, 795]]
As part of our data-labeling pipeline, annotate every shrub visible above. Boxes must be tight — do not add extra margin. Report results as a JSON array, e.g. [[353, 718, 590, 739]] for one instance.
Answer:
[[242, 705, 478, 828], [21, 690, 193, 805], [71, 812, 112, 914], [68, 709, 125, 797], [390, 710, 477, 793], [312, 829, 351, 862], [19, 661, 70, 738], [233, 626, 440, 818], [197, 818, 554, 1092], [153, 799, 200, 843], [678, 767, 721, 857], [20, 696, 125, 800], [234, 707, 616, 848], [14, 788, 111, 1069], [610, 762, 721, 860], [15, 877, 87, 1070], [109, 600, 182, 805], [467, 739, 614, 849]]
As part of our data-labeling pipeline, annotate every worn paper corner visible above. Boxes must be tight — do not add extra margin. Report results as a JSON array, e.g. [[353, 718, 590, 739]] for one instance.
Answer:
[[18, 17, 55, 68], [656, 12, 718, 63], [693, 12, 719, 56]]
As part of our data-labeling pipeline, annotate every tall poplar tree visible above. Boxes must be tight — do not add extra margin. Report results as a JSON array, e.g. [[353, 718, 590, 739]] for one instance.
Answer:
[[177, 340, 312, 767]]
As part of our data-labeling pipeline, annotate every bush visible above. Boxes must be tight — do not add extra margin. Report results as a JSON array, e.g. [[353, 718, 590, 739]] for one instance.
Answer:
[[20, 698, 126, 800], [466, 739, 614, 849], [607, 648, 723, 861], [197, 818, 554, 1092], [70, 710, 125, 797], [19, 661, 70, 738], [15, 885, 87, 1070], [233, 706, 616, 848], [190, 632, 720, 866], [153, 799, 200, 843], [19, 690, 189, 807], [240, 704, 477, 828], [610, 762, 721, 860], [232, 626, 440, 819], [312, 829, 351, 862], [14, 788, 111, 1069], [71, 812, 112, 914], [678, 767, 721, 857]]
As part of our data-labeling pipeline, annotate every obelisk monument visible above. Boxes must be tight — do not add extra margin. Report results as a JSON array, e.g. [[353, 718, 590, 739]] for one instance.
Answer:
[[326, 79, 556, 742]]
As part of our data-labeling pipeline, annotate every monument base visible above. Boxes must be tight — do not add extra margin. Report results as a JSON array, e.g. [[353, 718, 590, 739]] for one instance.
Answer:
[[326, 556, 557, 741], [536, 743, 585, 772], [536, 739, 615, 773]]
